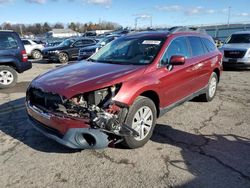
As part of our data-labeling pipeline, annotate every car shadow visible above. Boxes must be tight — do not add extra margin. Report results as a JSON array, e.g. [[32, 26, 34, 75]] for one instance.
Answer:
[[151, 124, 250, 187], [29, 59, 51, 64], [0, 81, 30, 94], [223, 67, 250, 72], [0, 97, 79, 153]]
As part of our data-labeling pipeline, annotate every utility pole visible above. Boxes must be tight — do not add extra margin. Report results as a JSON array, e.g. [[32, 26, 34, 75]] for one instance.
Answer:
[[150, 15, 153, 28], [19, 25, 23, 37], [134, 17, 138, 30], [227, 6, 231, 27]]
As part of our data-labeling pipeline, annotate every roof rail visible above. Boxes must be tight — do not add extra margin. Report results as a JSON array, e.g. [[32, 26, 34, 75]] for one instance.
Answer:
[[168, 26, 207, 34]]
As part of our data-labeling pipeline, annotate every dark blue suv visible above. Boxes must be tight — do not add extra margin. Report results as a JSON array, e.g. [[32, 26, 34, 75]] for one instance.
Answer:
[[0, 31, 31, 88]]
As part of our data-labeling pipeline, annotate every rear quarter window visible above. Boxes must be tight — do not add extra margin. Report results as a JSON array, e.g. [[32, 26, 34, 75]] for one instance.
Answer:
[[202, 38, 216, 52], [0, 33, 19, 50], [22, 40, 31, 45]]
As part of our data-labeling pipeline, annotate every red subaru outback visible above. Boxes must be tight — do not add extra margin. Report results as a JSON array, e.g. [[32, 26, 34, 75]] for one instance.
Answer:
[[26, 27, 222, 149]]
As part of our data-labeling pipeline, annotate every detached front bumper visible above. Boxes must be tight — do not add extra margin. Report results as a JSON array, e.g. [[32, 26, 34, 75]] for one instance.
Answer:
[[26, 102, 109, 149]]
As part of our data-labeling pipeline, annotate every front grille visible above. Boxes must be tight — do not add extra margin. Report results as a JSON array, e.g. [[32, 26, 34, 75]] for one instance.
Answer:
[[224, 50, 246, 58], [27, 87, 63, 111]]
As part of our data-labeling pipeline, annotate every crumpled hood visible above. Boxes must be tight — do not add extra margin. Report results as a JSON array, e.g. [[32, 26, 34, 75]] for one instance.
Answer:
[[220, 43, 250, 51], [31, 61, 146, 98]]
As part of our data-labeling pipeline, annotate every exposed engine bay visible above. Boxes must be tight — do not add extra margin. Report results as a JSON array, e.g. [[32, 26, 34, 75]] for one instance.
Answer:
[[27, 84, 139, 141]]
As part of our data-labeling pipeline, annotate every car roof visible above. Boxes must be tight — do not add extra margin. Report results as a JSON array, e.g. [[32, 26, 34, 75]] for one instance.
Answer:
[[123, 30, 207, 39], [124, 31, 170, 39]]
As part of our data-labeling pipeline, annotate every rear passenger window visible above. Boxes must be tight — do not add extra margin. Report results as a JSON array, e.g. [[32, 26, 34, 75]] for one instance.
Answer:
[[202, 38, 216, 52], [83, 40, 95, 44], [162, 37, 190, 64], [188, 37, 205, 56], [22, 40, 31, 45], [0, 34, 18, 50]]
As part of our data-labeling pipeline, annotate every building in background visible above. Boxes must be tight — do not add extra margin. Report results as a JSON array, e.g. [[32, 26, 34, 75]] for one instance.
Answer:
[[46, 29, 80, 38], [198, 22, 250, 41]]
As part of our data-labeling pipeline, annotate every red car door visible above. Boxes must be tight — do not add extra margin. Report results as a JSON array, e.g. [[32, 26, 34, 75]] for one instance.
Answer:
[[187, 36, 213, 92], [157, 36, 198, 108]]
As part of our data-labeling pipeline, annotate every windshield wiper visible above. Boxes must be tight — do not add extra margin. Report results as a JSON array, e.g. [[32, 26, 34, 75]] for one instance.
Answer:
[[88, 58, 96, 62], [97, 60, 117, 64]]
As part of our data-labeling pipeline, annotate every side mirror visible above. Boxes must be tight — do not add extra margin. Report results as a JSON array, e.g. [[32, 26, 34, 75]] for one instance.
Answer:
[[170, 55, 185, 65]]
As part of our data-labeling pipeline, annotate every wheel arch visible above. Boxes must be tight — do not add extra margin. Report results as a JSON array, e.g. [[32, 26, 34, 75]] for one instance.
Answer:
[[139, 90, 160, 117], [59, 51, 70, 58], [213, 68, 220, 82], [0, 62, 17, 71], [32, 48, 42, 53]]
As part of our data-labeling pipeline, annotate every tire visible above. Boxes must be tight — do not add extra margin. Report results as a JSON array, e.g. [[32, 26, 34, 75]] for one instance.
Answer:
[[31, 50, 42, 59], [199, 72, 218, 102], [58, 52, 69, 64], [122, 96, 157, 149], [0, 66, 17, 89]]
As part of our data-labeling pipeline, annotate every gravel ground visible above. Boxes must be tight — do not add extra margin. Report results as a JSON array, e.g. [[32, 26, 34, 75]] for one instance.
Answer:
[[0, 61, 250, 188]]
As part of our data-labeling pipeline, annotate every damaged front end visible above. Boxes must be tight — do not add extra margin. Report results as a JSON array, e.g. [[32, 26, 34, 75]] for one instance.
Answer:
[[26, 84, 138, 149]]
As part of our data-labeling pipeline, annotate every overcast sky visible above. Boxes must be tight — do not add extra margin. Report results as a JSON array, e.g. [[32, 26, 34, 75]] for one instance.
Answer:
[[0, 0, 250, 27]]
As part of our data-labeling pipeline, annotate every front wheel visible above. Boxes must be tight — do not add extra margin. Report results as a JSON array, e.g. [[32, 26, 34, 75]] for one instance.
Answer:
[[58, 52, 69, 64], [122, 96, 157, 149], [0, 66, 17, 89]]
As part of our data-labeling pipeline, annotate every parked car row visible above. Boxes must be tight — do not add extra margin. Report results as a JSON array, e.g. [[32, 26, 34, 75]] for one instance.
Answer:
[[41, 35, 122, 63], [78, 34, 121, 60], [42, 37, 98, 63]]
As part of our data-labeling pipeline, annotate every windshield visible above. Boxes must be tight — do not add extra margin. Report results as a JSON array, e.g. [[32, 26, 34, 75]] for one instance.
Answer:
[[58, 39, 75, 47], [226, 34, 250, 44], [90, 36, 165, 65]]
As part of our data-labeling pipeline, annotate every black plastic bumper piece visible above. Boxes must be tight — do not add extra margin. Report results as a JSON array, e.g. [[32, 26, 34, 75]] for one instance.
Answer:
[[17, 61, 32, 73]]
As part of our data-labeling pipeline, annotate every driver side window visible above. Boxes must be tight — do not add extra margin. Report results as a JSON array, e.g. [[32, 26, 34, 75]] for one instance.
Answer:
[[73, 40, 83, 47], [161, 37, 190, 65]]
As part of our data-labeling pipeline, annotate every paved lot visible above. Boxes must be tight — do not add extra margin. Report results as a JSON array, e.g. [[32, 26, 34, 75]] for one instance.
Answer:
[[0, 61, 250, 188]]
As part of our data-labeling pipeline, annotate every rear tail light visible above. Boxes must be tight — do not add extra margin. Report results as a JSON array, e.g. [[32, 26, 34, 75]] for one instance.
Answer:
[[21, 50, 28, 62]]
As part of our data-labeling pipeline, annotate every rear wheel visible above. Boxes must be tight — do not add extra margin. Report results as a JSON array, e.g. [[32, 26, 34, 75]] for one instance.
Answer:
[[58, 52, 69, 64], [199, 72, 218, 102], [122, 96, 156, 148], [0, 66, 17, 88], [31, 50, 42, 59]]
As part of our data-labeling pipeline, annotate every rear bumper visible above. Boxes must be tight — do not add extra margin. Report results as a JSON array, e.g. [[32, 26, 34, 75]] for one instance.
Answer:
[[16, 61, 32, 73], [26, 102, 109, 149]]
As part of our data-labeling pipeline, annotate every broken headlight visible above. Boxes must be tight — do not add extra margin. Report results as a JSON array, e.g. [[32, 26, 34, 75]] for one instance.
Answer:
[[69, 83, 122, 108]]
